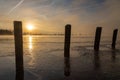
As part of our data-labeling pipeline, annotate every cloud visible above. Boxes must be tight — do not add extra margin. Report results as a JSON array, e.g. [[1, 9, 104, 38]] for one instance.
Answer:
[[0, 0, 120, 36]]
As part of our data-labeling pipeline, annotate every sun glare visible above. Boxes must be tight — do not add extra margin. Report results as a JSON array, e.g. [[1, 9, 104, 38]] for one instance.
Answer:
[[27, 24, 34, 31]]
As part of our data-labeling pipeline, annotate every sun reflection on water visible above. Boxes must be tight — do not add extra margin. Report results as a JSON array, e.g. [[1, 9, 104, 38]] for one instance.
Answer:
[[28, 35, 35, 67], [29, 36, 33, 50]]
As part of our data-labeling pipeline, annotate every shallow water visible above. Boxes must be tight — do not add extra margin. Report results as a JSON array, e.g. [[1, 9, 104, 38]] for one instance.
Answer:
[[0, 35, 120, 80]]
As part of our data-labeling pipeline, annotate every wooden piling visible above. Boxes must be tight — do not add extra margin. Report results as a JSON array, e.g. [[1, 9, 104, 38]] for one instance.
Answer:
[[112, 29, 118, 49], [14, 21, 24, 80], [94, 27, 102, 51], [64, 24, 71, 58]]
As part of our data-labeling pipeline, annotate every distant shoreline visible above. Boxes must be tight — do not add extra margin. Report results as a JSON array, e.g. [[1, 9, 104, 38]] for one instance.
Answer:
[[0, 34, 64, 35]]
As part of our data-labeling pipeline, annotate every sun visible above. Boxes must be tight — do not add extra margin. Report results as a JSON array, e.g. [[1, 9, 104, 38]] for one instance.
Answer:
[[27, 24, 34, 31]]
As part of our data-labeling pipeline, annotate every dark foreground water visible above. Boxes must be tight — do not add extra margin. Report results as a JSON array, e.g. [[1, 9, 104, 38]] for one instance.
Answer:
[[0, 35, 120, 80]]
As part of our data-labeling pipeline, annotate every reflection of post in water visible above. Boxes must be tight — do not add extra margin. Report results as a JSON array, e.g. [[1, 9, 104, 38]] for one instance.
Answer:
[[111, 50, 116, 62], [64, 57, 71, 76], [14, 21, 24, 80], [94, 51, 100, 70]]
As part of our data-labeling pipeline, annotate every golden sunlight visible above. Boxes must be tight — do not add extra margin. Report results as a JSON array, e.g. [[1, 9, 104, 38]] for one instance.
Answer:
[[28, 36, 35, 66], [29, 36, 33, 49], [27, 24, 34, 31]]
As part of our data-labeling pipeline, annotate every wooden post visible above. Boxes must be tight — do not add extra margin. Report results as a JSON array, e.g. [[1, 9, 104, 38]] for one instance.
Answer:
[[94, 27, 102, 51], [14, 21, 24, 80], [112, 29, 118, 49], [64, 24, 71, 58]]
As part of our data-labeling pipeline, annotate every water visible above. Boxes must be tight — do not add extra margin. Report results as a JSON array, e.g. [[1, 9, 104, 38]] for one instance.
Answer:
[[0, 35, 120, 80]]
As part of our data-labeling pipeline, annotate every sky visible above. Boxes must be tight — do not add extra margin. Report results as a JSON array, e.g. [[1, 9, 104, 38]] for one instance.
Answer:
[[0, 0, 120, 36]]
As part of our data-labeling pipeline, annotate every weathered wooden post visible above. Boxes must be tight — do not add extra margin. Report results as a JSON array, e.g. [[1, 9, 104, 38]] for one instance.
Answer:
[[14, 21, 24, 80], [64, 24, 71, 76], [64, 24, 71, 58], [112, 29, 118, 49], [94, 27, 102, 51]]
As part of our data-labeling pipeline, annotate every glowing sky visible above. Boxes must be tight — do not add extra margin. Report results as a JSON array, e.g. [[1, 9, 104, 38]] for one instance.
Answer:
[[0, 0, 120, 35]]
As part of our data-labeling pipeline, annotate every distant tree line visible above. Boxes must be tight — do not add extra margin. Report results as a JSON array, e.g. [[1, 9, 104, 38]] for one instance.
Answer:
[[0, 29, 13, 35], [23, 32, 64, 35]]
